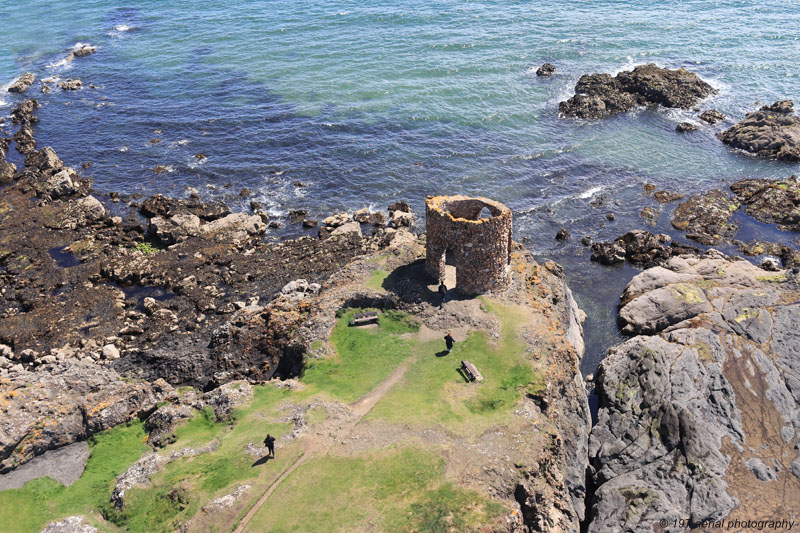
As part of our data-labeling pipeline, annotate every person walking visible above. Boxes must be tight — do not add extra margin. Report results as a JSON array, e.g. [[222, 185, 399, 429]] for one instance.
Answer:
[[438, 280, 448, 307], [444, 332, 455, 353], [264, 433, 276, 458]]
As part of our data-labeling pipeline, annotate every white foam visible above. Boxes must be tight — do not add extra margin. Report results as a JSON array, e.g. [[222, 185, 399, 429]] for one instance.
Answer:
[[577, 185, 603, 199], [114, 24, 133, 32]]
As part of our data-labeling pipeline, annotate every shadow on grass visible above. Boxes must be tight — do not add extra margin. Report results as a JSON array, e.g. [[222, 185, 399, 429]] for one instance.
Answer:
[[456, 368, 472, 383], [252, 455, 273, 467], [435, 350, 449, 358], [381, 259, 473, 306]]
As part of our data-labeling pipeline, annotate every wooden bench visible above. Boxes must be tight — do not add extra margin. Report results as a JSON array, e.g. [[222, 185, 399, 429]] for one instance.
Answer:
[[461, 360, 484, 382], [349, 311, 379, 327]]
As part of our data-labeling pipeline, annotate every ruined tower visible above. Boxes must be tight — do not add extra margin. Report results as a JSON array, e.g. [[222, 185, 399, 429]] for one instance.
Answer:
[[425, 195, 513, 295]]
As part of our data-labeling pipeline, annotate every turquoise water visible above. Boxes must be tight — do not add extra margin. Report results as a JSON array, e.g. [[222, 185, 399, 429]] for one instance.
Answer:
[[2, 1, 799, 371]]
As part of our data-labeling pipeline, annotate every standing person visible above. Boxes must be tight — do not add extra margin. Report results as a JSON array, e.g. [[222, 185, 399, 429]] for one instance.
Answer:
[[438, 280, 448, 307], [444, 332, 455, 353], [264, 433, 276, 458]]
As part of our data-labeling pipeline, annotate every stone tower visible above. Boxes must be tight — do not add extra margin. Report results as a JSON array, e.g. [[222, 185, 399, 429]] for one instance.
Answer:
[[425, 195, 512, 295]]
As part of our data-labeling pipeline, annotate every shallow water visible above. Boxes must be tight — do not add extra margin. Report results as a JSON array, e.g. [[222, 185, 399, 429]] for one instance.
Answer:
[[3, 1, 799, 373]]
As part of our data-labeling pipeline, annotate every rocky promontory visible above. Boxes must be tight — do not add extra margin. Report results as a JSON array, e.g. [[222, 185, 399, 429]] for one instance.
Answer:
[[720, 100, 800, 162], [559, 64, 716, 119], [586, 252, 800, 531]]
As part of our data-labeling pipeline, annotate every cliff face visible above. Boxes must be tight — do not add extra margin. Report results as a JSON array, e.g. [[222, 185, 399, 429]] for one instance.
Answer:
[[586, 252, 800, 531]]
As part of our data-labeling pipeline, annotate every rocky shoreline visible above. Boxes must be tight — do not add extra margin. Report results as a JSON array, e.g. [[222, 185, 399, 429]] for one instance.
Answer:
[[2, 61, 800, 531]]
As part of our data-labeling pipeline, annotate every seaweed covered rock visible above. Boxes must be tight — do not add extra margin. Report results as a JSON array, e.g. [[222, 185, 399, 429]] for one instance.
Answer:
[[670, 189, 739, 245], [730, 175, 800, 231]]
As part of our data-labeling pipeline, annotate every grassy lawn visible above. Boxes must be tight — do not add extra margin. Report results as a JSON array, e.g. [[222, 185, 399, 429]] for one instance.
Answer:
[[368, 300, 543, 433], [245, 447, 506, 533], [365, 269, 390, 292], [301, 309, 419, 402], [0, 421, 148, 533]]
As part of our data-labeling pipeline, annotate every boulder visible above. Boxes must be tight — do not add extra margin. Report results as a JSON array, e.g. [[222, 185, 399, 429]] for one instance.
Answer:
[[139, 194, 230, 221], [559, 64, 716, 119], [42, 169, 77, 199], [148, 213, 201, 245], [676, 121, 698, 132], [719, 100, 800, 161], [699, 109, 726, 124], [590, 231, 672, 267], [41, 516, 97, 533], [71, 43, 96, 57], [555, 228, 570, 241], [0, 160, 16, 184], [201, 213, 266, 241], [321, 212, 350, 228], [8, 73, 35, 94], [25, 146, 64, 173], [58, 79, 82, 91], [390, 210, 413, 228], [353, 208, 386, 225], [330, 221, 362, 239], [536, 63, 556, 77]]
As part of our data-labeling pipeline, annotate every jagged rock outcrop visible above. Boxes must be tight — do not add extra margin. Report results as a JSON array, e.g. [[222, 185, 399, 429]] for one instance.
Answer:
[[559, 64, 716, 119], [8, 73, 35, 94], [719, 100, 800, 162], [536, 63, 556, 77], [586, 252, 800, 532], [590, 230, 679, 267], [0, 360, 173, 473]]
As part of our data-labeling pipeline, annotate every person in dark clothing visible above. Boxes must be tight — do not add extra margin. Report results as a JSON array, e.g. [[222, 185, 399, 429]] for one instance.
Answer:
[[264, 433, 276, 458], [444, 332, 455, 353], [438, 281, 448, 307]]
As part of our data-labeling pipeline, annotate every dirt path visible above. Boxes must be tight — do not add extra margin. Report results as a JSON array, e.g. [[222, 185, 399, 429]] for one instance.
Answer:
[[233, 355, 417, 532]]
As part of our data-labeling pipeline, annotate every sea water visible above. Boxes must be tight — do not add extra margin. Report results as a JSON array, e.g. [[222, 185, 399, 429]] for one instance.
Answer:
[[2, 1, 799, 372]]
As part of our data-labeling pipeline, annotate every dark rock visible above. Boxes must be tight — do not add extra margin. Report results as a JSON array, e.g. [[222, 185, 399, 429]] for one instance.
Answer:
[[581, 236, 592, 246], [719, 100, 800, 161], [653, 190, 683, 203], [58, 79, 82, 91], [153, 165, 167, 174], [559, 64, 716, 119], [605, 212, 615, 221], [388, 201, 411, 213], [302, 219, 318, 228], [71, 43, 97, 57], [591, 231, 673, 268], [239, 188, 251, 198], [249, 201, 263, 211], [536, 63, 556, 77], [699, 109, 726, 124], [676, 121, 698, 133], [730, 176, 800, 231], [11, 99, 40, 126], [140, 194, 231, 222], [8, 73, 35, 94], [590, 241, 625, 265], [670, 189, 739, 245], [288, 209, 307, 222], [555, 228, 570, 241]]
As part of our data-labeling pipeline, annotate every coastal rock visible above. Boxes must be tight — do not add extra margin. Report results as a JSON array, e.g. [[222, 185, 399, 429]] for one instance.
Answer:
[[719, 100, 800, 161], [26, 146, 64, 173], [200, 212, 266, 241], [58, 79, 82, 91], [10, 99, 40, 126], [8, 73, 35, 94], [670, 189, 739, 245], [587, 253, 800, 532], [536, 63, 556, 77], [730, 176, 800, 231], [71, 44, 97, 58], [321, 212, 350, 228], [0, 160, 16, 184], [555, 228, 570, 241], [699, 109, 726, 124], [590, 230, 672, 268], [353, 208, 385, 226], [330, 221, 362, 239], [676, 121, 698, 132], [140, 194, 231, 222], [559, 64, 716, 119], [0, 360, 173, 473], [41, 169, 78, 199], [148, 214, 202, 245]]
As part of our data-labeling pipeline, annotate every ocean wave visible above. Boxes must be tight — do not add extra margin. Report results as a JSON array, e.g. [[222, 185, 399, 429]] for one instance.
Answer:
[[577, 185, 603, 199], [109, 24, 136, 37]]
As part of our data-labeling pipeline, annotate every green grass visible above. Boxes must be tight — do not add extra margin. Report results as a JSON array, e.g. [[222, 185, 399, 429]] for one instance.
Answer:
[[134, 241, 159, 255], [365, 269, 390, 292], [247, 447, 505, 533], [368, 300, 540, 433], [302, 309, 418, 402], [0, 421, 149, 533], [106, 386, 295, 532]]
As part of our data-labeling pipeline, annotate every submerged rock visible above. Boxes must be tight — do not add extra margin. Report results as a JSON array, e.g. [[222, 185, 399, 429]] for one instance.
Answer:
[[58, 79, 83, 91], [559, 64, 716, 119], [719, 100, 800, 161], [676, 121, 698, 132]]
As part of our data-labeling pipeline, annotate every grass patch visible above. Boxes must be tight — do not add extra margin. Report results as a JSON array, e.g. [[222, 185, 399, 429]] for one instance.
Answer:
[[0, 421, 149, 533], [134, 241, 159, 255], [368, 300, 539, 433], [366, 269, 390, 292], [247, 447, 504, 533], [105, 386, 295, 532], [302, 309, 417, 402]]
